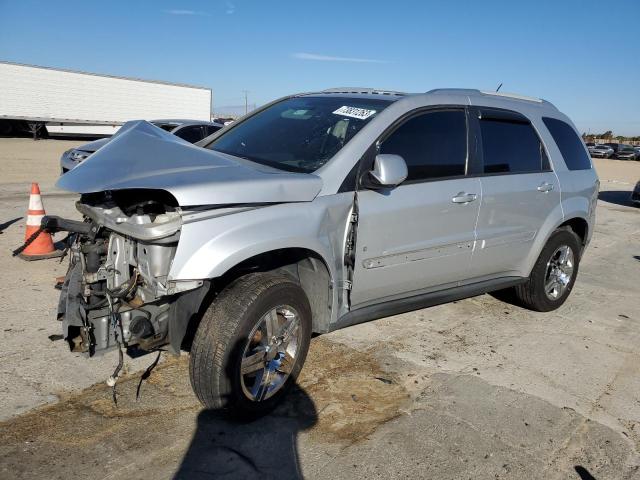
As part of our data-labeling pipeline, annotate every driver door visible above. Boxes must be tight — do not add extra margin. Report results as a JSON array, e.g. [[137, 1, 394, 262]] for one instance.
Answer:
[[349, 108, 481, 308]]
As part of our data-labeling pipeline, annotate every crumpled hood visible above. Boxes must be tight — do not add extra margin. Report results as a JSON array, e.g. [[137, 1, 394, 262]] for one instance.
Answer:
[[56, 120, 323, 206]]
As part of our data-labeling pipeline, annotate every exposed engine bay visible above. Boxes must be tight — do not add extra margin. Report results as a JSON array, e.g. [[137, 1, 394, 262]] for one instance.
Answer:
[[54, 189, 203, 357]]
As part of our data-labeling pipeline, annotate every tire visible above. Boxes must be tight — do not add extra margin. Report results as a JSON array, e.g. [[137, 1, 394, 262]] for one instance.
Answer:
[[189, 272, 312, 416], [513, 228, 581, 312]]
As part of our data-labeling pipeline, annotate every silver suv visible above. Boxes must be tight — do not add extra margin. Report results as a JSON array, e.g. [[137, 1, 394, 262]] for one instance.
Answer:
[[52, 88, 599, 414]]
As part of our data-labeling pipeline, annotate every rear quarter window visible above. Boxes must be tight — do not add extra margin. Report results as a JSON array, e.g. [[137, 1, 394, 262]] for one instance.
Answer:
[[542, 117, 592, 170]]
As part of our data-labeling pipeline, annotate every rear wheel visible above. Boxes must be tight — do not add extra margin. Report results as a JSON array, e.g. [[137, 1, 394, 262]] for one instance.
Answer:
[[189, 272, 312, 416], [513, 229, 581, 312]]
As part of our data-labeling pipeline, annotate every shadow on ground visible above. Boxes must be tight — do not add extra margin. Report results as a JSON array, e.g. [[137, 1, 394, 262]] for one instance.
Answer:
[[598, 190, 634, 207], [174, 386, 317, 479], [0, 216, 21, 233], [575, 465, 597, 480]]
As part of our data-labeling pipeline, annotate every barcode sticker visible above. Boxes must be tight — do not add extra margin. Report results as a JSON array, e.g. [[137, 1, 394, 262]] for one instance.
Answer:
[[332, 106, 377, 120]]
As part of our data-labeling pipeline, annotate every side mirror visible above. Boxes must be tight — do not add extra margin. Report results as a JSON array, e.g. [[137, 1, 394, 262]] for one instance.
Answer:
[[369, 154, 408, 188]]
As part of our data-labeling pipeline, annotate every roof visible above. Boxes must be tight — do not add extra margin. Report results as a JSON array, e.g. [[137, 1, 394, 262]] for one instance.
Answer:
[[306, 87, 557, 110], [320, 87, 407, 96], [301, 88, 406, 102]]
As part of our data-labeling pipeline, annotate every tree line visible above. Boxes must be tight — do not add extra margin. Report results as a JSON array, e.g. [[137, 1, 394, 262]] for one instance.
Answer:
[[582, 131, 640, 142]]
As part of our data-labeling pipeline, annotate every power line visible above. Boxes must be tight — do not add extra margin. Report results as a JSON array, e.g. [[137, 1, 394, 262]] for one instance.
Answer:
[[242, 90, 249, 115]]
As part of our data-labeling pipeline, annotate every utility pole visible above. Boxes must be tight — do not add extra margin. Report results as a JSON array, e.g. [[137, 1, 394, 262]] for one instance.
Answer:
[[242, 90, 249, 115]]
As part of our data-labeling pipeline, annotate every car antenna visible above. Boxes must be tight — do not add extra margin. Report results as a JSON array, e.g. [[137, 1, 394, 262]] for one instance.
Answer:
[[496, 83, 503, 92]]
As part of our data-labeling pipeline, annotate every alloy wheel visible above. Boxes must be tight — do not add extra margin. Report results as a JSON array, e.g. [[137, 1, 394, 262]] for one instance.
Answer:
[[544, 245, 575, 300], [239, 305, 302, 401]]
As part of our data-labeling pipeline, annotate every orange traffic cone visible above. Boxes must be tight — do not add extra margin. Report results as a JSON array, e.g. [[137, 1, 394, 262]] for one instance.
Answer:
[[18, 183, 63, 261]]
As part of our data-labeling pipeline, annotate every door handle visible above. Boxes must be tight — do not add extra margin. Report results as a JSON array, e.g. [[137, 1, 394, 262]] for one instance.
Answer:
[[451, 192, 477, 204], [537, 182, 554, 193]]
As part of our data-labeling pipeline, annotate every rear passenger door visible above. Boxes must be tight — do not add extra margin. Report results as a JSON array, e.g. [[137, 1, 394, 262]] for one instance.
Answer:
[[469, 108, 560, 280], [350, 108, 481, 307]]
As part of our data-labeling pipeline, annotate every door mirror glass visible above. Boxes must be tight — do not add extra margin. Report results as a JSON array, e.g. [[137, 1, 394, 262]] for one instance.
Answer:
[[369, 154, 408, 187]]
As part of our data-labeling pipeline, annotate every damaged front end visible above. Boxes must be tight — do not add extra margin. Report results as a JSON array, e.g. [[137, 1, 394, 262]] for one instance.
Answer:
[[55, 189, 205, 356]]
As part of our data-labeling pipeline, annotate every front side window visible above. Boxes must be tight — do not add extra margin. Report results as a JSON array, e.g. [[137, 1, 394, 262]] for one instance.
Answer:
[[480, 119, 548, 174], [379, 110, 467, 182], [207, 96, 391, 173], [543, 117, 592, 170]]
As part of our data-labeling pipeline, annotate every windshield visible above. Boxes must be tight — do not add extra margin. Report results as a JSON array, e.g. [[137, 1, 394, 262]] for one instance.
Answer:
[[207, 96, 392, 172]]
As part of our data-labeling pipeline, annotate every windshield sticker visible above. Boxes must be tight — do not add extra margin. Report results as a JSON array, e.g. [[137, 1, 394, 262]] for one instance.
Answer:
[[333, 106, 377, 120]]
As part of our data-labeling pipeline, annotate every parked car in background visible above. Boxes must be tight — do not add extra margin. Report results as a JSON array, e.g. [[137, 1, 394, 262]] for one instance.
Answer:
[[60, 119, 223, 173], [52, 87, 598, 414], [603, 143, 620, 153], [613, 145, 639, 161], [601, 143, 638, 160], [588, 145, 614, 158]]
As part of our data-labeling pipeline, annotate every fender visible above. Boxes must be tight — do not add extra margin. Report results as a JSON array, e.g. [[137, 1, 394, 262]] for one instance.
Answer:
[[170, 195, 354, 281]]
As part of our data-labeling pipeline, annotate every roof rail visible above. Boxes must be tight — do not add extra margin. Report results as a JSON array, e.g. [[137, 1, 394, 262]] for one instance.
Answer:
[[426, 88, 547, 105], [321, 87, 406, 96], [479, 90, 543, 103], [426, 88, 481, 96]]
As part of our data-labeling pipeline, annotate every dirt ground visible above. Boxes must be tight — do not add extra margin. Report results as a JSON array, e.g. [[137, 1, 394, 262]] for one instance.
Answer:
[[0, 138, 639, 479]]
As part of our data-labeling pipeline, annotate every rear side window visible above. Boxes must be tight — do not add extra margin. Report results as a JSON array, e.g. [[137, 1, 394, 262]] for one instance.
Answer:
[[543, 117, 592, 170], [380, 110, 467, 182], [174, 125, 205, 143], [480, 119, 548, 174], [205, 125, 222, 136]]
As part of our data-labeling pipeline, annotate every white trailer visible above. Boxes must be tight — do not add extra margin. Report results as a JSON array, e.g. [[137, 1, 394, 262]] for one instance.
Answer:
[[0, 61, 212, 138]]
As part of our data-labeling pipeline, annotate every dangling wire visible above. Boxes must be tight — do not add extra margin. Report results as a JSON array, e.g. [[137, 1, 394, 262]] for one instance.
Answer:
[[106, 293, 124, 406], [136, 350, 163, 400], [104, 270, 160, 405]]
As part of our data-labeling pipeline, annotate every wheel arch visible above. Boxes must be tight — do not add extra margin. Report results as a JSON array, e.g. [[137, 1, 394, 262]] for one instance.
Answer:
[[212, 247, 334, 335], [176, 246, 335, 353], [522, 212, 590, 278], [557, 216, 589, 251]]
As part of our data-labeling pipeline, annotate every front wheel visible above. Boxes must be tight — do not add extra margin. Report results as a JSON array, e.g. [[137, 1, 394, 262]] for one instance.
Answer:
[[189, 272, 312, 416], [513, 228, 581, 312]]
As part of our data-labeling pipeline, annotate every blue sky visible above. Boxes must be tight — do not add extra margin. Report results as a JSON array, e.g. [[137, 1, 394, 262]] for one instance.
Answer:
[[1, 0, 639, 135]]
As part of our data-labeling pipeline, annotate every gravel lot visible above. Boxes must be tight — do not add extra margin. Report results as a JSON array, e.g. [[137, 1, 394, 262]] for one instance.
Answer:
[[0, 138, 639, 479]]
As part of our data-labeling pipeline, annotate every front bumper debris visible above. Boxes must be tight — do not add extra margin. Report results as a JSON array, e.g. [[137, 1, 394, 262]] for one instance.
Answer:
[[49, 198, 202, 356]]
